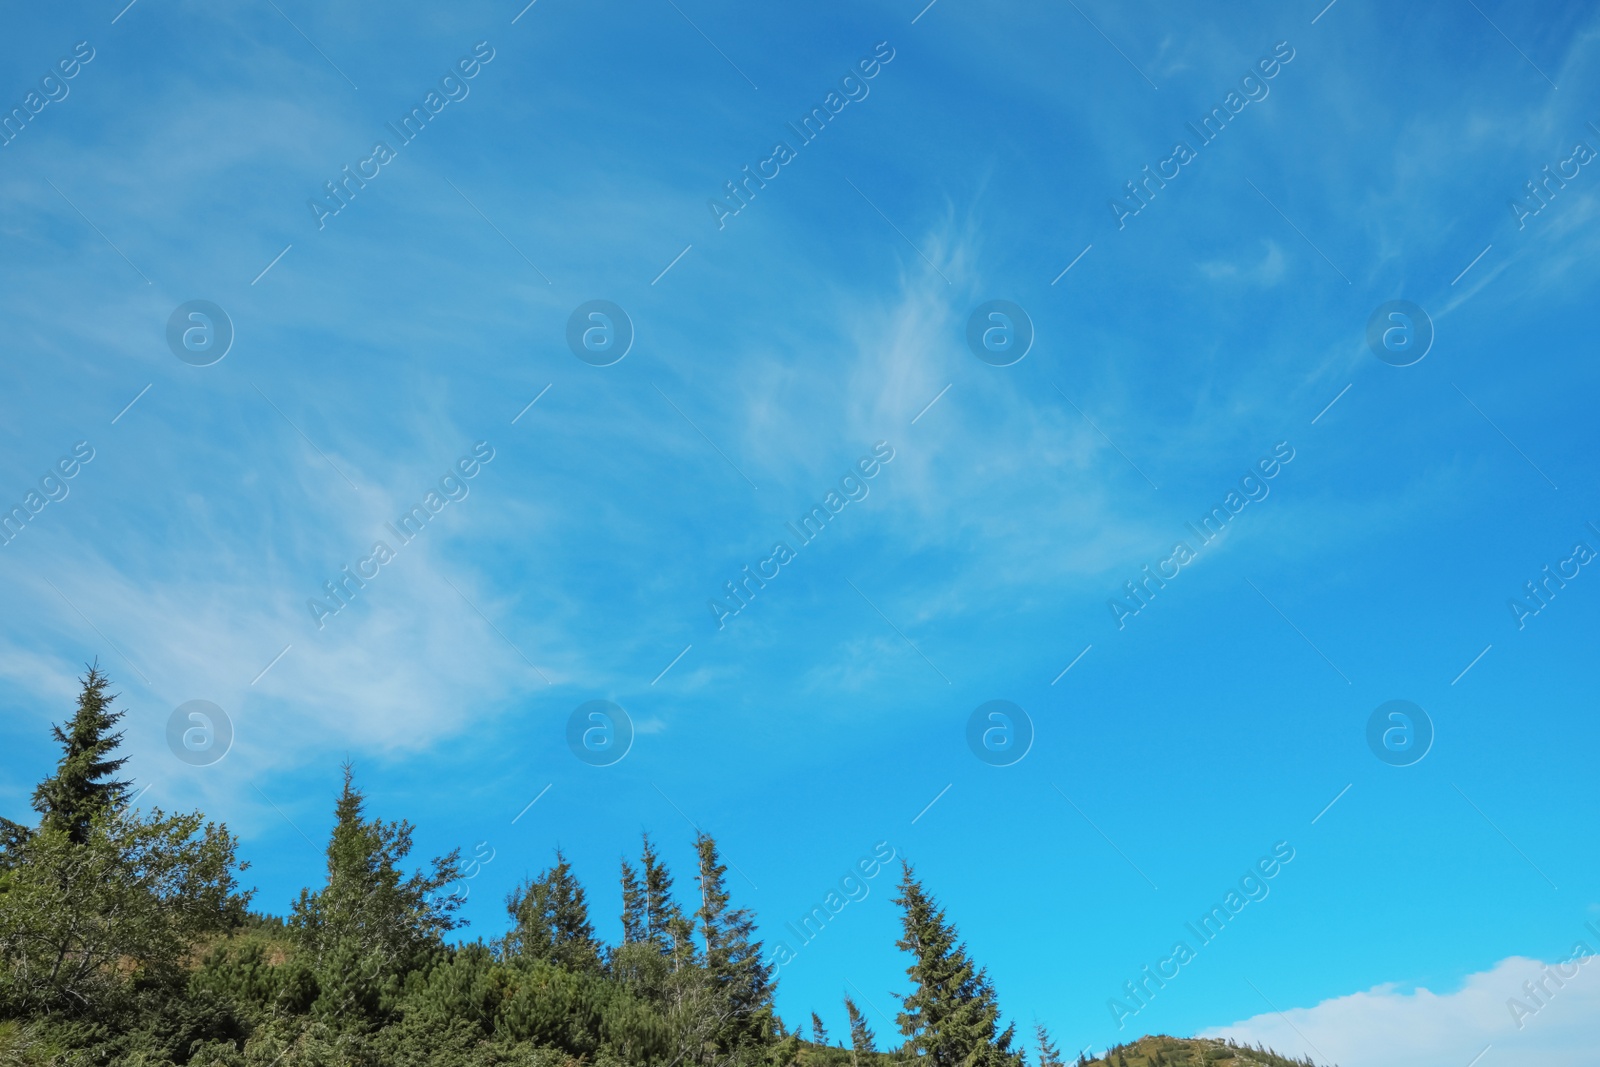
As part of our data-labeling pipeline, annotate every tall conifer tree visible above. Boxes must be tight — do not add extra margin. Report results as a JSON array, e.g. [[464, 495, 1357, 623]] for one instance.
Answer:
[[30, 665, 129, 845], [0, 675, 247, 1016], [846, 995, 877, 1064], [620, 857, 648, 944], [290, 764, 464, 1020], [506, 847, 602, 971], [892, 860, 1023, 1067], [693, 831, 775, 1051], [640, 832, 685, 955], [1035, 1022, 1066, 1067]]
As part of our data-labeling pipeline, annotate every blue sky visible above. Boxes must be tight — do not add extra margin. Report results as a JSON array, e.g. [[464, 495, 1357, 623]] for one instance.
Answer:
[[3, 0, 1600, 1062]]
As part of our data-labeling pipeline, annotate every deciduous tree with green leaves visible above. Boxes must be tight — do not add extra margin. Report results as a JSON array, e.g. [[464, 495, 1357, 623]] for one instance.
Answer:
[[0, 809, 248, 1017], [0, 668, 247, 1017]]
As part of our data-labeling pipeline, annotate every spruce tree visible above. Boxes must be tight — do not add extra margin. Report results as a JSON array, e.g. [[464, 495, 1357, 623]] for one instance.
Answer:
[[811, 1010, 829, 1047], [845, 995, 877, 1064], [611, 835, 697, 1012], [506, 847, 602, 971], [290, 764, 464, 1021], [1036, 1022, 1066, 1067], [0, 817, 28, 872], [694, 831, 775, 1052], [31, 665, 129, 845], [0, 682, 248, 1016], [892, 860, 1022, 1067], [641, 832, 688, 957], [621, 857, 648, 944]]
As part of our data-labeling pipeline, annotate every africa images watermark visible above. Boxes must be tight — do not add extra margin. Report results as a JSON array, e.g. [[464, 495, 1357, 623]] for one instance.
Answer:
[[1506, 922, 1600, 1031], [308, 41, 497, 230], [1, 40, 96, 149], [307, 441, 496, 629], [1109, 40, 1296, 230], [1507, 524, 1597, 630], [1, 441, 96, 548], [1508, 121, 1600, 230], [1110, 441, 1296, 629], [708, 41, 897, 231], [708, 441, 896, 630], [767, 841, 897, 970], [1108, 840, 1296, 1030]]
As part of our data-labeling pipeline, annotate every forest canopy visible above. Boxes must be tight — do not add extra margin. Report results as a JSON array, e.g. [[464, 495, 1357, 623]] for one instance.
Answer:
[[0, 669, 1316, 1067]]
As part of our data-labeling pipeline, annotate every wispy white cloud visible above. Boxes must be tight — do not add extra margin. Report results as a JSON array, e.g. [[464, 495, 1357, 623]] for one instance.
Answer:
[[1202, 954, 1600, 1067], [1197, 240, 1286, 286]]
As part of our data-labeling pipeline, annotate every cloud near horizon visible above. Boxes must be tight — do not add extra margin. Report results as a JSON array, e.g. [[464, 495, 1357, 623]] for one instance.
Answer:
[[1201, 952, 1600, 1067]]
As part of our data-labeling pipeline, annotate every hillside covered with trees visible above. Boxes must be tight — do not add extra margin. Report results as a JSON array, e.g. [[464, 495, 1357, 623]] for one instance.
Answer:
[[0, 669, 1322, 1066]]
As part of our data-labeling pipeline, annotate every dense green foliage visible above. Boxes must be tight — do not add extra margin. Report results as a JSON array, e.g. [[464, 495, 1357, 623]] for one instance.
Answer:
[[892, 864, 1023, 1067], [30, 665, 129, 846], [0, 664, 128, 861], [0, 671, 1323, 1066]]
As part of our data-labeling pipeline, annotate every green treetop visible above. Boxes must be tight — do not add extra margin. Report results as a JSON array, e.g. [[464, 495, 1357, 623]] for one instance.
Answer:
[[694, 831, 775, 1054], [621, 856, 649, 944], [289, 763, 464, 1021], [846, 994, 877, 1064], [0, 668, 246, 1017], [893, 860, 1023, 1067], [1036, 1021, 1067, 1067], [506, 846, 603, 972], [31, 665, 130, 845]]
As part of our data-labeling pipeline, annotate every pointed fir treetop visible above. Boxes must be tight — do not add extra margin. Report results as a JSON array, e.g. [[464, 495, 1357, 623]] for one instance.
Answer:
[[694, 831, 776, 1051], [640, 831, 690, 960], [893, 859, 1023, 1067], [507, 846, 602, 971], [1036, 1021, 1067, 1067], [694, 830, 731, 962], [620, 856, 648, 944], [846, 994, 877, 1060], [289, 762, 464, 1019], [31, 664, 130, 844]]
